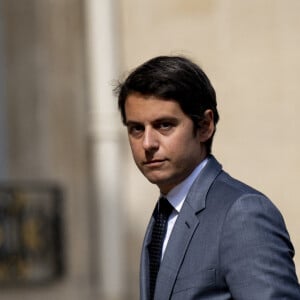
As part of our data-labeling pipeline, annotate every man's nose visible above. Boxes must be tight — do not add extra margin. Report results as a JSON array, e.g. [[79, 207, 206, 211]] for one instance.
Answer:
[[142, 128, 159, 151]]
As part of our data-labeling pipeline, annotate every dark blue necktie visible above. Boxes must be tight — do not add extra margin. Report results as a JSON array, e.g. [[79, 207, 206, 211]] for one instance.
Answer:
[[149, 197, 173, 299]]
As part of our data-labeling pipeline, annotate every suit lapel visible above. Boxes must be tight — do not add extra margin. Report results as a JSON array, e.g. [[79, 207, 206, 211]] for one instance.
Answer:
[[154, 205, 200, 299], [154, 156, 222, 299], [140, 216, 155, 300]]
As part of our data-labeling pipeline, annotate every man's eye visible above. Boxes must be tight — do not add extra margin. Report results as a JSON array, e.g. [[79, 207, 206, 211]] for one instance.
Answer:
[[128, 125, 144, 135], [159, 122, 173, 130]]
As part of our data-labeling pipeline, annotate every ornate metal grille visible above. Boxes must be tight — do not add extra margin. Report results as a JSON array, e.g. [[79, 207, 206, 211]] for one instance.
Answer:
[[0, 183, 64, 285]]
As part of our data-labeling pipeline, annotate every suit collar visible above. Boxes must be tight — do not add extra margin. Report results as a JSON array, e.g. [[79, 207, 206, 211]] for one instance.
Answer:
[[185, 155, 222, 213]]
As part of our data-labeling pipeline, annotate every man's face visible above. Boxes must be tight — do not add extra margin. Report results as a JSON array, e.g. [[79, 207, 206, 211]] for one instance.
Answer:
[[125, 94, 210, 194]]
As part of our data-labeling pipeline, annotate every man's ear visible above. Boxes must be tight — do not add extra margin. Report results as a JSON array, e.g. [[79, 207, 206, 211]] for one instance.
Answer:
[[198, 109, 215, 142]]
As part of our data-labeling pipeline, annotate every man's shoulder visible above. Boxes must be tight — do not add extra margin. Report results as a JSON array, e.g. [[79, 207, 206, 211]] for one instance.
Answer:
[[204, 155, 265, 198], [214, 169, 264, 197], [189, 155, 276, 214], [202, 156, 274, 209], [205, 165, 284, 222]]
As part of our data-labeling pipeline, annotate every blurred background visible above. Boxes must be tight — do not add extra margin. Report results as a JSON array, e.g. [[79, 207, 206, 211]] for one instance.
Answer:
[[0, 0, 299, 299]]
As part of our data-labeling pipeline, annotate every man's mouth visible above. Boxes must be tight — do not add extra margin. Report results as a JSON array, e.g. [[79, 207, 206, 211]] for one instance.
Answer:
[[143, 159, 166, 166]]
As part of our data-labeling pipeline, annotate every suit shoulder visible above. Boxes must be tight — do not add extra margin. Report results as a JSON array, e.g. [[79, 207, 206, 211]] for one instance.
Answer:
[[211, 170, 265, 199], [206, 170, 281, 216]]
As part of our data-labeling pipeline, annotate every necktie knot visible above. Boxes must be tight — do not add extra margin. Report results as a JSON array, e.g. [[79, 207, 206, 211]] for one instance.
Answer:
[[157, 197, 173, 218]]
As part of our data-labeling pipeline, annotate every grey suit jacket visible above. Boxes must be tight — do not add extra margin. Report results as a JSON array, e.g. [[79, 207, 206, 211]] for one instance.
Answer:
[[140, 156, 300, 299]]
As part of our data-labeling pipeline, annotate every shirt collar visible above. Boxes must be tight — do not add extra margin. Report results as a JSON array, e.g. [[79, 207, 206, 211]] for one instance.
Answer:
[[162, 157, 209, 213]]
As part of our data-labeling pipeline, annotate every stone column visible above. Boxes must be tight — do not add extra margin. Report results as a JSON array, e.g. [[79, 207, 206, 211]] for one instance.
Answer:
[[0, 0, 8, 178], [85, 0, 126, 299]]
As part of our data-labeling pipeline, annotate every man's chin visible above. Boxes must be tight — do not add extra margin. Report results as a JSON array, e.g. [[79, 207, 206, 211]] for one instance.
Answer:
[[144, 176, 175, 194], [145, 174, 165, 185]]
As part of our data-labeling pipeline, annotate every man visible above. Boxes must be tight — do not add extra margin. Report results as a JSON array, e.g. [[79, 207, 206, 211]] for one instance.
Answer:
[[115, 56, 300, 299]]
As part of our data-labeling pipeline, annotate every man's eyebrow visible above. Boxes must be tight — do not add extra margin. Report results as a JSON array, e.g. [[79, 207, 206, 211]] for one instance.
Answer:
[[125, 120, 142, 126], [156, 116, 178, 121], [153, 117, 179, 124], [125, 116, 179, 126]]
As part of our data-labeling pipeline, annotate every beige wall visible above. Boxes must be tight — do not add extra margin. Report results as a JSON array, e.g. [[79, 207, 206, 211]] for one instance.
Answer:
[[119, 0, 300, 295]]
